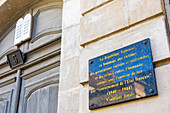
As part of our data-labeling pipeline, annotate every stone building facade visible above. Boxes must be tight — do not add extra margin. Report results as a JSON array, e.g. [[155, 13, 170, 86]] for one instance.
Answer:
[[0, 0, 170, 113]]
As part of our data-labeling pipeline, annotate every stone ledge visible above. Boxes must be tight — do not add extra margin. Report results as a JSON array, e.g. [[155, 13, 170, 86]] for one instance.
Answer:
[[80, 0, 129, 46], [80, 16, 170, 84], [80, 0, 163, 46]]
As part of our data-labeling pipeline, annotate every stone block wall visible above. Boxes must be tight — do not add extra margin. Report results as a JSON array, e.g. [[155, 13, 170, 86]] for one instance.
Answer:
[[59, 0, 170, 113]]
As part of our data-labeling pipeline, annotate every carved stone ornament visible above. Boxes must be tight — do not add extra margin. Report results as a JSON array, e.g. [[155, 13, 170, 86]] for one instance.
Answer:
[[14, 13, 32, 45]]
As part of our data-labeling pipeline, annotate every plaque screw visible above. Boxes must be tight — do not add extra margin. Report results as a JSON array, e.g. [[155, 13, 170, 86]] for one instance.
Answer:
[[90, 61, 93, 64], [143, 41, 147, 45], [149, 89, 154, 93], [91, 103, 95, 107]]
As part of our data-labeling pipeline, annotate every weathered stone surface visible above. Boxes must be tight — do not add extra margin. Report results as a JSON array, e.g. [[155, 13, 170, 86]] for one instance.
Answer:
[[80, 17, 170, 83], [62, 0, 82, 29], [33, 7, 62, 39], [60, 57, 80, 92], [79, 85, 90, 113], [58, 89, 79, 113], [80, 0, 129, 45], [61, 24, 80, 60], [128, 0, 163, 24], [80, 64, 170, 113], [26, 85, 59, 113], [0, 102, 5, 113], [81, 0, 110, 14], [0, 82, 14, 95], [0, 28, 15, 56], [26, 91, 38, 113]]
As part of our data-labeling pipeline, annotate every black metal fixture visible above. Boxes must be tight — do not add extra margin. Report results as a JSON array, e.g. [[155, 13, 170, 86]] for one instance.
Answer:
[[7, 49, 25, 68]]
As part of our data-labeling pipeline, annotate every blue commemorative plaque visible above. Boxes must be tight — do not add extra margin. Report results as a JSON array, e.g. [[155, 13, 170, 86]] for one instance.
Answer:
[[89, 38, 158, 110]]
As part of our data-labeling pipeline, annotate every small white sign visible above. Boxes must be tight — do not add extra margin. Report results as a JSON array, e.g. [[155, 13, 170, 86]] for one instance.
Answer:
[[14, 18, 23, 45], [22, 14, 32, 42], [14, 13, 32, 45]]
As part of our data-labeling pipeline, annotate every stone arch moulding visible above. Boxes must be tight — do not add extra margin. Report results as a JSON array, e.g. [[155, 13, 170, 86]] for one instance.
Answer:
[[24, 72, 59, 99], [31, 5, 62, 43]]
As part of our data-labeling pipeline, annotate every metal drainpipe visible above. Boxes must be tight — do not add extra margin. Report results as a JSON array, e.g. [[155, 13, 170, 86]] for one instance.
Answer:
[[11, 69, 21, 113]]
